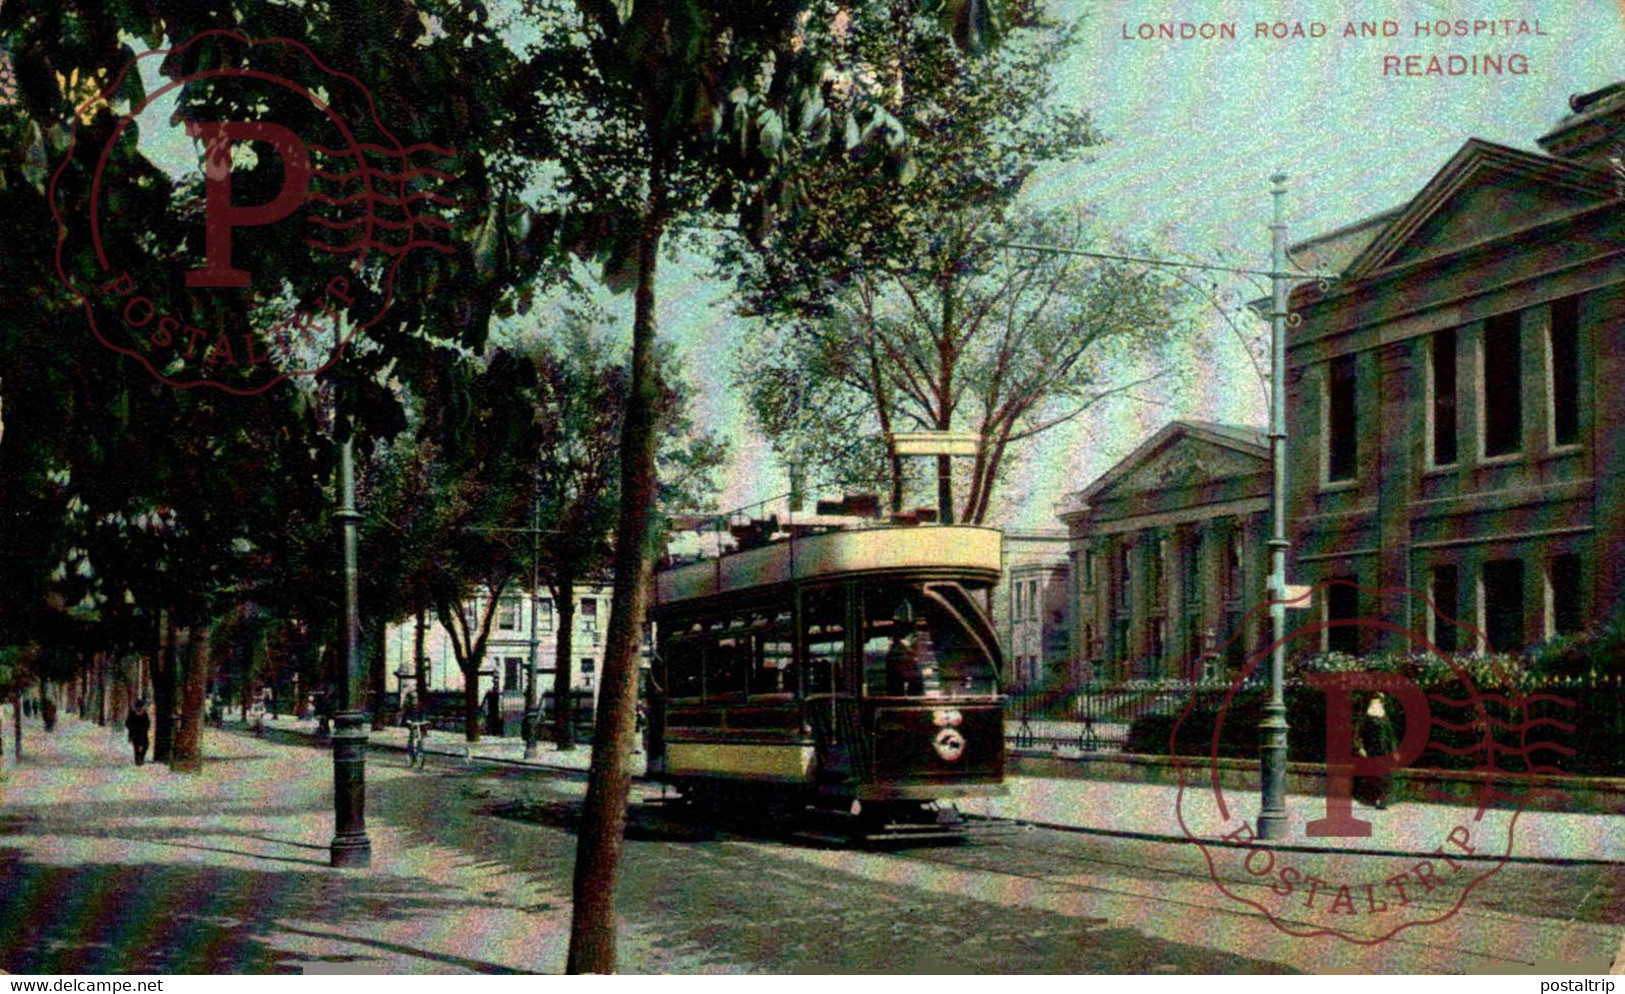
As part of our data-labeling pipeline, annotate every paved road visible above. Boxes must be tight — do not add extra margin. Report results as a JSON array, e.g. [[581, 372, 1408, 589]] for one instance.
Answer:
[[0, 718, 1619, 974]]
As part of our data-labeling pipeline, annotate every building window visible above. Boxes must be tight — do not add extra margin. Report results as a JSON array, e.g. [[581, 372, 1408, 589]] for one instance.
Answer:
[[581, 657, 595, 674], [1430, 329, 1458, 467], [1083, 623, 1095, 661], [1481, 559, 1525, 654], [538, 598, 554, 632], [580, 598, 598, 630], [1550, 296, 1580, 447], [1148, 616, 1166, 663], [1083, 549, 1095, 591], [498, 598, 520, 631], [1482, 313, 1522, 457], [1428, 565, 1459, 653], [1326, 354, 1357, 482], [1548, 553, 1582, 638], [504, 657, 523, 691], [1028, 580, 1039, 620], [1114, 544, 1131, 612], [1013, 582, 1024, 623], [1325, 579, 1359, 656], [1222, 610, 1244, 669]]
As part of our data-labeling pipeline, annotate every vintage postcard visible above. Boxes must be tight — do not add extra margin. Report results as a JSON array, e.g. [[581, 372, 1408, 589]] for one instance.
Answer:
[[0, 0, 1621, 981]]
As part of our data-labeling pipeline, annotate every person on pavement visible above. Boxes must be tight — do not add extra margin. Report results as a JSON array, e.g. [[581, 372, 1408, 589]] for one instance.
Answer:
[[1355, 693, 1400, 809], [125, 699, 151, 767]]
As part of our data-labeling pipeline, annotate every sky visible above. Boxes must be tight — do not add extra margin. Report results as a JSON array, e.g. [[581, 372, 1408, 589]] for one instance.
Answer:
[[128, 1, 1625, 532], [653, 0, 1625, 531]]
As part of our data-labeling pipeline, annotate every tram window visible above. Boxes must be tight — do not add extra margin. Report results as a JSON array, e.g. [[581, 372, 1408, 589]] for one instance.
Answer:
[[805, 628, 839, 696], [863, 633, 894, 695], [705, 637, 748, 700], [751, 636, 795, 697], [863, 586, 942, 697], [667, 637, 703, 699], [801, 586, 846, 697], [861, 583, 1000, 697]]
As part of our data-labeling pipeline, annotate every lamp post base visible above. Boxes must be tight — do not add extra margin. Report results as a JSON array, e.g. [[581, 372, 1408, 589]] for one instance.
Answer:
[[1257, 700, 1290, 841], [521, 709, 540, 759], [329, 711, 372, 868]]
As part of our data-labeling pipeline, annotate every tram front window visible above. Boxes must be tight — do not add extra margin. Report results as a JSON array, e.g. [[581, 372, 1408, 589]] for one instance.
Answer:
[[864, 585, 997, 697]]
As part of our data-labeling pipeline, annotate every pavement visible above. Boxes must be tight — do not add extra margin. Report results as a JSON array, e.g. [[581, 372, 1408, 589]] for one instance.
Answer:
[[2, 709, 1622, 974], [265, 712, 1625, 864]]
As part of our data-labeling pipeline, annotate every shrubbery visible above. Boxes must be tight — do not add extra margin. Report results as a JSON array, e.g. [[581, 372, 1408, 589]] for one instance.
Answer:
[[1118, 629, 1622, 778]]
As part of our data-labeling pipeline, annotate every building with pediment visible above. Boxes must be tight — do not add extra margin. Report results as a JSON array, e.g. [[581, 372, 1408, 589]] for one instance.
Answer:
[[1282, 84, 1625, 656], [1058, 85, 1625, 678], [1059, 421, 1272, 681]]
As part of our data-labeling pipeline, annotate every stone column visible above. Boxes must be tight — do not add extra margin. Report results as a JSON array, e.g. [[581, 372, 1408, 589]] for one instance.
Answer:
[[1376, 339, 1419, 653]]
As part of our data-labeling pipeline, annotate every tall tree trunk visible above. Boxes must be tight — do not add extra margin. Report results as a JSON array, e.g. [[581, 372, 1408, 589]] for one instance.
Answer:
[[414, 607, 429, 716], [567, 187, 664, 976], [170, 622, 210, 774], [552, 573, 576, 750], [38, 678, 54, 732], [10, 688, 19, 760], [462, 662, 482, 743], [152, 615, 177, 763]]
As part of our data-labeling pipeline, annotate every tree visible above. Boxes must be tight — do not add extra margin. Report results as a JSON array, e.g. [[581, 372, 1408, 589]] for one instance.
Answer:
[[718, 2, 1197, 522], [526, 318, 727, 754], [417, 350, 544, 742], [530, 321, 622, 752], [515, 0, 1003, 972], [735, 206, 1194, 523]]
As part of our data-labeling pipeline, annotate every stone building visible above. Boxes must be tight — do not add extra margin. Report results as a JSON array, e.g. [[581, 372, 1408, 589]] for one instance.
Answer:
[[1282, 83, 1625, 656], [1060, 421, 1271, 682], [996, 531, 1072, 693]]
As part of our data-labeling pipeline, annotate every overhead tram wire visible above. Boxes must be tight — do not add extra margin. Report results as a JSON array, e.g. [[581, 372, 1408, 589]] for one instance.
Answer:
[[996, 241, 1337, 282]]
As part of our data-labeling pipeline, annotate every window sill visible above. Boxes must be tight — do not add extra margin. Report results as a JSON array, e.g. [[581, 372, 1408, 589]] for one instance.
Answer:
[[1318, 478, 1357, 493], [1423, 462, 1458, 478], [1545, 443, 1584, 458], [1478, 452, 1523, 467]]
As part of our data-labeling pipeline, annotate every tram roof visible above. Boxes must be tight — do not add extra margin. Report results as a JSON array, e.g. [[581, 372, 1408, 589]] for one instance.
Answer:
[[653, 524, 1003, 611]]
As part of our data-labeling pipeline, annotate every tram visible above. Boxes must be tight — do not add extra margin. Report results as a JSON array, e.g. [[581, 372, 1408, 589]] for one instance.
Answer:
[[647, 505, 1007, 838]]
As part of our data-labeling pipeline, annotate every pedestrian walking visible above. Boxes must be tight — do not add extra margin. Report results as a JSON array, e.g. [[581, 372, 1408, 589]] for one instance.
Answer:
[[125, 699, 151, 766], [1355, 693, 1400, 809]]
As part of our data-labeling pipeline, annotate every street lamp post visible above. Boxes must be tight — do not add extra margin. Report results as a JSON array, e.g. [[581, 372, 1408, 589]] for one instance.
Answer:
[[523, 498, 543, 760], [329, 343, 372, 869], [1257, 174, 1292, 842]]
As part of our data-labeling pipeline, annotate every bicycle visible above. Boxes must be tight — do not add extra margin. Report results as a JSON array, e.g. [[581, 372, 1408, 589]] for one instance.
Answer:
[[406, 719, 431, 770]]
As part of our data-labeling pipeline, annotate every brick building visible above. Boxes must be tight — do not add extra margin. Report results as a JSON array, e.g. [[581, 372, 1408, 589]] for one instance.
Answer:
[[1283, 84, 1625, 655]]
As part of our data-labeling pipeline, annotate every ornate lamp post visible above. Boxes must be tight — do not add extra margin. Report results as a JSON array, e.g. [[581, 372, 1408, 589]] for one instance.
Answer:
[[523, 497, 543, 759], [1257, 175, 1292, 841], [329, 329, 372, 869]]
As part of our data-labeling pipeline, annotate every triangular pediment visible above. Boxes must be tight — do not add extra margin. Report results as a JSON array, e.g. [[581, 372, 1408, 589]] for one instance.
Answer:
[[1345, 139, 1615, 280], [1080, 421, 1268, 504]]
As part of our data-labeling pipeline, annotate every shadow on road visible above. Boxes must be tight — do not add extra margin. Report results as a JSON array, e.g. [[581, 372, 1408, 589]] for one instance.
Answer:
[[0, 846, 522, 974]]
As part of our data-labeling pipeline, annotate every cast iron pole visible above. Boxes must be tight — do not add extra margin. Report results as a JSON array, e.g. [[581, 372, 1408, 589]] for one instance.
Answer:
[[330, 338, 372, 868], [523, 497, 543, 759], [1257, 174, 1291, 841]]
